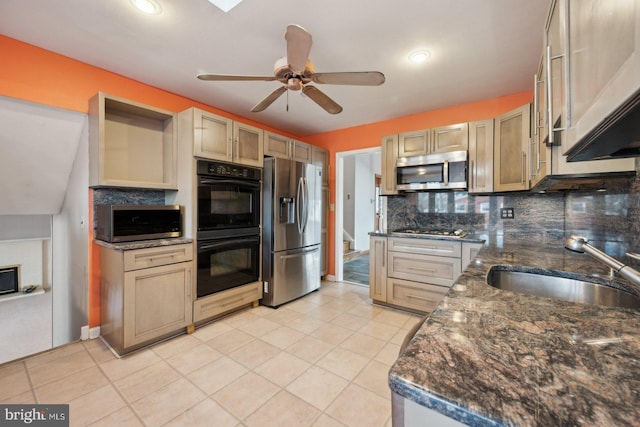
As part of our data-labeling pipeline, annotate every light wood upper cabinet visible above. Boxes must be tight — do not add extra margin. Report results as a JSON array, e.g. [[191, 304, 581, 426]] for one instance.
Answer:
[[89, 92, 178, 189], [468, 119, 494, 194], [398, 130, 430, 157], [494, 104, 531, 192], [565, 0, 640, 155], [291, 140, 312, 163], [381, 134, 399, 195], [545, 0, 568, 146], [431, 123, 469, 153], [192, 108, 263, 167], [264, 131, 313, 163]]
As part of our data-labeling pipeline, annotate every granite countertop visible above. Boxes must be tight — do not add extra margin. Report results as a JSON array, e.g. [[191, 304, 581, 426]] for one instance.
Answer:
[[94, 237, 193, 251], [369, 230, 486, 244], [388, 235, 640, 426]]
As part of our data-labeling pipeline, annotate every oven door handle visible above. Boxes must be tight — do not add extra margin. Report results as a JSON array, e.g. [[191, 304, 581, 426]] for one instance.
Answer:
[[198, 179, 260, 188], [198, 237, 259, 251]]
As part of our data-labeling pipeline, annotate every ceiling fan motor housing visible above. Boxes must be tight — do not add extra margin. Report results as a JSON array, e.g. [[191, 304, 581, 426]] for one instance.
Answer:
[[274, 57, 315, 88]]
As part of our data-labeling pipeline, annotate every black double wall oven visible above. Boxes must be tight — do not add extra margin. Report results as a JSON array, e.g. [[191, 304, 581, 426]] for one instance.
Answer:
[[196, 160, 261, 299]]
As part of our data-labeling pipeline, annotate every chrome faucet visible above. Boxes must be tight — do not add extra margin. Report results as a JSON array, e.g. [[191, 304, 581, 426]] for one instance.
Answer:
[[565, 235, 640, 290]]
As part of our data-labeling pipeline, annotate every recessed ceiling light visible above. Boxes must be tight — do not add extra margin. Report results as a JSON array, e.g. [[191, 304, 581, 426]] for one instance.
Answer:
[[409, 50, 431, 63], [131, 0, 162, 15], [207, 0, 243, 13]]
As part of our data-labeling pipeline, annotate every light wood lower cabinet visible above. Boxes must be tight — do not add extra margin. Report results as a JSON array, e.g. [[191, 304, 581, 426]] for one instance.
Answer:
[[100, 243, 193, 355], [369, 236, 387, 301], [370, 236, 482, 314]]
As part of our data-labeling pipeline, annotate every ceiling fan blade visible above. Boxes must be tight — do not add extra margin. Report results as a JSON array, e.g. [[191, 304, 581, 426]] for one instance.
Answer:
[[302, 86, 343, 114], [285, 24, 312, 74], [197, 74, 276, 82], [311, 71, 385, 86], [251, 86, 287, 112]]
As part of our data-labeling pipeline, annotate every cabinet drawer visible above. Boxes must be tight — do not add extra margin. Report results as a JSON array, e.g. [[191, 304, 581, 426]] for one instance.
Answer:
[[388, 252, 461, 287], [387, 278, 449, 313], [388, 238, 461, 258], [193, 281, 262, 322], [124, 244, 193, 271]]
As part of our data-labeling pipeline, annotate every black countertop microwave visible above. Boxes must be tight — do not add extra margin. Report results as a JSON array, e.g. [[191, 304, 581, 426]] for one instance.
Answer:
[[95, 205, 182, 243]]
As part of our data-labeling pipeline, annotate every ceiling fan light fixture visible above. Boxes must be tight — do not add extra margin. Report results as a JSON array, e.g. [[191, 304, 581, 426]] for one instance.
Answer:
[[409, 50, 431, 63], [207, 0, 243, 13], [130, 0, 162, 14]]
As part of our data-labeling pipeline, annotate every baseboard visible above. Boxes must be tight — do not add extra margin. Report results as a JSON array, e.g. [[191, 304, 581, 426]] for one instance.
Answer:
[[80, 325, 101, 340], [325, 274, 337, 282]]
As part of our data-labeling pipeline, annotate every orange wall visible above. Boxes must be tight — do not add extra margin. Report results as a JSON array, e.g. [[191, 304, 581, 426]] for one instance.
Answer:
[[1, 34, 532, 326], [304, 91, 533, 277]]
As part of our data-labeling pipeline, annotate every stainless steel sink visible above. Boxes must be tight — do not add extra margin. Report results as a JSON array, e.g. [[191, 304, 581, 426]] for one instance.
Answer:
[[486, 266, 640, 310]]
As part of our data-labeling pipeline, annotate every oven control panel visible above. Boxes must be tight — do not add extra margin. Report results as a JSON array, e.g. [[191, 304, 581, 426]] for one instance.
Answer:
[[197, 160, 261, 181]]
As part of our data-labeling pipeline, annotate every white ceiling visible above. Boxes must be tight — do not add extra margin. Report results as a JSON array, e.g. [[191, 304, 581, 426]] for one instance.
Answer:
[[0, 0, 549, 137]]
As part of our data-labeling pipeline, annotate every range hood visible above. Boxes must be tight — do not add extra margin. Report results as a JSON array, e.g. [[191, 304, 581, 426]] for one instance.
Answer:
[[530, 140, 637, 193], [531, 171, 636, 192], [565, 89, 640, 161]]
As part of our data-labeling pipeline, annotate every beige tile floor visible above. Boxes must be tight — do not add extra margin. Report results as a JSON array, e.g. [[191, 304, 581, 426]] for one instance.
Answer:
[[0, 281, 421, 427]]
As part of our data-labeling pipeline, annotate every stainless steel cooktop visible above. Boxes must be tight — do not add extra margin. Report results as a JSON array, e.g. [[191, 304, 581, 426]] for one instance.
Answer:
[[393, 228, 470, 238]]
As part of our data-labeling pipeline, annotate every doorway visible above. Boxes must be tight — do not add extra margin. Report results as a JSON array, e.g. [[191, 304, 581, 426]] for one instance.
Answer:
[[335, 147, 381, 285]]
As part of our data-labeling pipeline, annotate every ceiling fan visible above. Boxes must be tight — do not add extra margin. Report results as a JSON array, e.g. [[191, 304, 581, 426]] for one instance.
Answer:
[[197, 25, 385, 114]]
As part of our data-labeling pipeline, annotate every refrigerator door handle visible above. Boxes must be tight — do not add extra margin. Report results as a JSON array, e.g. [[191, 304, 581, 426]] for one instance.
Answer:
[[302, 177, 309, 233], [279, 246, 320, 260], [296, 176, 303, 234]]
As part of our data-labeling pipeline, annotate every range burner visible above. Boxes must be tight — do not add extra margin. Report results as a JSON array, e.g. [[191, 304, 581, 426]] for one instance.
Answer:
[[394, 228, 469, 238]]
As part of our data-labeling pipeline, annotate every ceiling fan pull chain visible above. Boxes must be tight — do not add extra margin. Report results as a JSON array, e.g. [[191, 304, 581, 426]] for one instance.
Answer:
[[286, 88, 289, 112]]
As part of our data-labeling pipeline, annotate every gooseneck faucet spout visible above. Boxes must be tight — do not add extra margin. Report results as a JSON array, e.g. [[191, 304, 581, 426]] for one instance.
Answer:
[[565, 235, 640, 290]]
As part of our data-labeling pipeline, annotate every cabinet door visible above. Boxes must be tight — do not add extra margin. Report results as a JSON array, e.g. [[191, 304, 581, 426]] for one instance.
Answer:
[[431, 123, 468, 153], [546, 0, 568, 146], [468, 119, 494, 194], [398, 130, 430, 157], [494, 104, 531, 192], [387, 278, 448, 313], [381, 134, 399, 195], [233, 122, 263, 167], [320, 186, 329, 276], [531, 55, 551, 189], [291, 140, 312, 163], [369, 236, 387, 302], [264, 131, 291, 159], [566, 0, 640, 153], [312, 146, 330, 186], [123, 262, 192, 347], [194, 109, 233, 162]]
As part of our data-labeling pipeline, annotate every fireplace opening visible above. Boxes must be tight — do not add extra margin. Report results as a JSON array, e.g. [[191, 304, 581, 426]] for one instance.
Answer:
[[0, 265, 19, 295]]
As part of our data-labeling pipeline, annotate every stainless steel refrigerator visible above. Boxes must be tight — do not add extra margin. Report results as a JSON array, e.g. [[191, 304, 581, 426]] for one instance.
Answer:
[[261, 157, 322, 307]]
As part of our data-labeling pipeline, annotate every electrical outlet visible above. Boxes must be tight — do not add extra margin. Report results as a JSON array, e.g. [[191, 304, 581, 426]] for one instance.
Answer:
[[500, 208, 515, 219]]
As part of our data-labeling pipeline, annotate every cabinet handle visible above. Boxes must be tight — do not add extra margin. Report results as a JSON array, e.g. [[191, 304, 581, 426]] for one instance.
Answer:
[[533, 73, 539, 136], [406, 294, 436, 303], [546, 45, 554, 145], [470, 160, 474, 190], [381, 241, 385, 267], [229, 137, 234, 160], [407, 267, 436, 274], [521, 152, 526, 185], [187, 268, 192, 300]]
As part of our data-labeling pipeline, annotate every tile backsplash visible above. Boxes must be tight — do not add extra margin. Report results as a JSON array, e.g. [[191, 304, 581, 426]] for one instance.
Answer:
[[386, 162, 640, 255]]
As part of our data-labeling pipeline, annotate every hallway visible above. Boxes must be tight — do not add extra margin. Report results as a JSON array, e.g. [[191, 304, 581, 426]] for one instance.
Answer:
[[343, 252, 369, 286]]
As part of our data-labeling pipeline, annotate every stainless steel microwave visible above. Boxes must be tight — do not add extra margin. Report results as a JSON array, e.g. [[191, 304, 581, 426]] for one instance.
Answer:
[[396, 150, 468, 191], [95, 205, 182, 243]]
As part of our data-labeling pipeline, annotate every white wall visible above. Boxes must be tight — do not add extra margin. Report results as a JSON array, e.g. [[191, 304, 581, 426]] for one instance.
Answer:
[[353, 153, 377, 251], [343, 156, 356, 244], [0, 219, 52, 364], [52, 116, 89, 346]]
